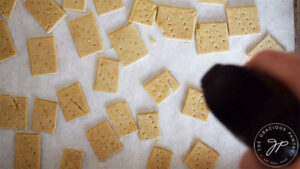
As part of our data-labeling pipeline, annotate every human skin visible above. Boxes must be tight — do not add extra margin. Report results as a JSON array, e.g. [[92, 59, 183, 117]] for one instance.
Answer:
[[239, 50, 300, 169]]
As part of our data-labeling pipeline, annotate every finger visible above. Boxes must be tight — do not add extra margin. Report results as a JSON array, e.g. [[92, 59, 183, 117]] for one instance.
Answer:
[[239, 150, 300, 169], [239, 150, 268, 169], [245, 50, 300, 99]]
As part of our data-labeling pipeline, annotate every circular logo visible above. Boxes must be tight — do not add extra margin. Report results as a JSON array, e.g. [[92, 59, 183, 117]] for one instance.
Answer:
[[254, 123, 299, 168]]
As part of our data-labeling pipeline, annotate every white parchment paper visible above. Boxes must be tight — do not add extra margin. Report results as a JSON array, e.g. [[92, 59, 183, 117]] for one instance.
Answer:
[[0, 0, 295, 168]]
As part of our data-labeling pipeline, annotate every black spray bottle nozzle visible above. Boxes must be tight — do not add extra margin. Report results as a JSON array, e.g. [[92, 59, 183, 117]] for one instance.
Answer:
[[201, 64, 299, 153]]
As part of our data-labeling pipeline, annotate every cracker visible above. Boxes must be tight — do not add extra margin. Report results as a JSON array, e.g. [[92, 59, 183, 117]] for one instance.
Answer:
[[137, 112, 161, 141], [15, 133, 41, 169], [86, 120, 123, 162], [57, 82, 90, 123], [156, 5, 197, 41], [27, 36, 59, 76], [129, 0, 157, 26], [195, 22, 230, 55], [60, 149, 85, 169], [0, 20, 17, 63], [108, 23, 148, 66], [0, 0, 18, 19], [63, 0, 86, 12], [184, 141, 220, 169], [226, 6, 261, 36], [68, 13, 104, 58], [144, 70, 180, 104], [147, 146, 174, 169], [0, 95, 28, 130], [248, 34, 285, 58], [182, 88, 210, 122], [199, 0, 227, 5], [94, 57, 120, 93], [106, 102, 138, 138], [94, 0, 124, 16], [31, 98, 58, 134], [24, 0, 66, 33]]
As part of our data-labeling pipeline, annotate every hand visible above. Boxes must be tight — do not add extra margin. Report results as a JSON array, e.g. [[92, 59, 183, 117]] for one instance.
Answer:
[[239, 50, 300, 169]]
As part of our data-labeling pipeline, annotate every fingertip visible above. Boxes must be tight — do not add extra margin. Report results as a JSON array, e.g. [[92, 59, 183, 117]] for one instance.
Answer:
[[239, 150, 266, 169], [245, 50, 286, 68]]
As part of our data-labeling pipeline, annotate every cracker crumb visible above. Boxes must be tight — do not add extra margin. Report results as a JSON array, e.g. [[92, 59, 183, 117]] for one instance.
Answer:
[[151, 39, 156, 46]]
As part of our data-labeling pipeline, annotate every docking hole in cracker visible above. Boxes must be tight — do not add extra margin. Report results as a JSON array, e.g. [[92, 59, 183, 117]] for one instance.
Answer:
[[57, 82, 90, 123], [138, 112, 161, 141], [106, 101, 138, 138], [184, 140, 220, 169], [86, 120, 124, 162], [63, 0, 86, 12], [182, 88, 211, 122], [156, 5, 197, 41], [147, 146, 174, 169], [0, 20, 17, 63], [27, 36, 59, 76], [144, 70, 180, 104], [15, 133, 41, 169], [24, 0, 66, 33], [0, 95, 28, 130]]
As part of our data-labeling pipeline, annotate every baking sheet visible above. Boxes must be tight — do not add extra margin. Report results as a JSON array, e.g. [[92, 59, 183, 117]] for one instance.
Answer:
[[0, 0, 295, 168]]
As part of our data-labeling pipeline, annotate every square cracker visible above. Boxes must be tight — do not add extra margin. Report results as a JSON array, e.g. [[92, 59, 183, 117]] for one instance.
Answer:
[[63, 0, 86, 12], [147, 146, 174, 169], [199, 0, 227, 5], [195, 22, 230, 55], [86, 120, 123, 162], [24, 0, 66, 33], [0, 0, 18, 19], [184, 141, 220, 169], [15, 133, 41, 169], [31, 98, 58, 134], [156, 5, 197, 41], [129, 0, 157, 27], [226, 6, 261, 36], [57, 82, 90, 123], [0, 20, 17, 63], [0, 95, 28, 130], [68, 13, 104, 58], [94, 0, 124, 16], [27, 36, 59, 76], [137, 112, 161, 141], [144, 70, 180, 104], [60, 149, 85, 169], [106, 102, 138, 138], [94, 57, 120, 93], [182, 88, 210, 122], [248, 34, 285, 58], [108, 23, 148, 66]]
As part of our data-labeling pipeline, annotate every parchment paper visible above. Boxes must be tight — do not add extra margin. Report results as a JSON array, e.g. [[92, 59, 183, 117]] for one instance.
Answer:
[[0, 0, 295, 168]]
